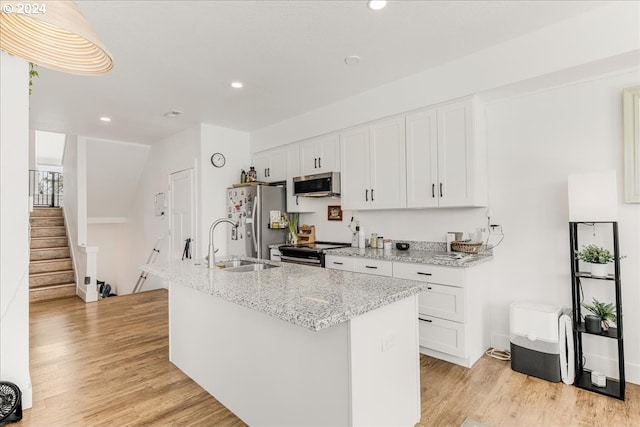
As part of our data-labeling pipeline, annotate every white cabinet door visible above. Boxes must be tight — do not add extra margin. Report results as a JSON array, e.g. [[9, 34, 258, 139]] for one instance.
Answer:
[[300, 133, 340, 176], [369, 116, 406, 209], [267, 148, 288, 182], [340, 126, 370, 210], [418, 316, 466, 358], [406, 108, 438, 208], [405, 98, 487, 208], [316, 133, 340, 173], [252, 152, 270, 182], [299, 138, 319, 176], [437, 99, 473, 207], [253, 148, 288, 183], [285, 144, 310, 213]]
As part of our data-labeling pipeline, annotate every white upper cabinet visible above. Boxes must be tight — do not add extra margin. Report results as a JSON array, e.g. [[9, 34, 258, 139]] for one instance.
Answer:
[[299, 133, 340, 176], [285, 144, 310, 213], [252, 147, 288, 183], [340, 116, 406, 210], [406, 97, 487, 208]]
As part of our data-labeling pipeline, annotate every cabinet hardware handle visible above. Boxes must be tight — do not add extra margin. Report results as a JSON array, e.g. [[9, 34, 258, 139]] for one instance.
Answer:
[[365, 189, 369, 201], [365, 265, 378, 269], [318, 157, 321, 168], [314, 158, 317, 168], [420, 318, 433, 323], [371, 188, 374, 201], [427, 286, 432, 290], [440, 183, 443, 198], [333, 262, 344, 265], [432, 184, 435, 198], [417, 272, 432, 276], [296, 196, 299, 206]]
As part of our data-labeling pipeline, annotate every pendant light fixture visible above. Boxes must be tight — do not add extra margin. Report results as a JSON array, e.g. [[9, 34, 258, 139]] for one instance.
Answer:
[[0, 0, 113, 75]]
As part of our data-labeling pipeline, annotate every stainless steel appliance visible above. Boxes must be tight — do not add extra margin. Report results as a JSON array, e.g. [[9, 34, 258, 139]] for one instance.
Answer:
[[293, 172, 341, 197], [279, 242, 350, 267], [227, 185, 287, 259]]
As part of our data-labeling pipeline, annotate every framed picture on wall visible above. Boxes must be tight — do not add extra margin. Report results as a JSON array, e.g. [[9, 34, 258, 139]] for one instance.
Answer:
[[328, 205, 343, 221]]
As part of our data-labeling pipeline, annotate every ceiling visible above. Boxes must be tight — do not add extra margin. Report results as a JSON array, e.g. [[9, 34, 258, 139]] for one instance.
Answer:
[[27, 0, 609, 144]]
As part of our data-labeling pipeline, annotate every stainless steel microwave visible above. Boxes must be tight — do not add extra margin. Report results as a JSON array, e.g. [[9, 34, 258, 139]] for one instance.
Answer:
[[293, 172, 340, 197]]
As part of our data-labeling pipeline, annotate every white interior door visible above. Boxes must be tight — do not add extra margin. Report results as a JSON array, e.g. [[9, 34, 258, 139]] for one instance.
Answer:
[[170, 169, 195, 261]]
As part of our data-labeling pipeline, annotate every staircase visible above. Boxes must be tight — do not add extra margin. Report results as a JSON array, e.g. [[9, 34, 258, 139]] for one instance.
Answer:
[[29, 208, 76, 302]]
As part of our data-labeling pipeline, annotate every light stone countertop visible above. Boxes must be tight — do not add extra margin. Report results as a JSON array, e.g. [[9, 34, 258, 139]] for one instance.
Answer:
[[326, 245, 493, 268], [141, 257, 423, 332]]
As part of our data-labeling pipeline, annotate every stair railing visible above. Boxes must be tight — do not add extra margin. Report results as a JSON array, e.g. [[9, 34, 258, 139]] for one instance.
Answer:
[[29, 169, 63, 207]]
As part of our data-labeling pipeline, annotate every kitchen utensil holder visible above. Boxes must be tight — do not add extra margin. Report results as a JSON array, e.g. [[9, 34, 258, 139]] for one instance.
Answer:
[[451, 241, 482, 254]]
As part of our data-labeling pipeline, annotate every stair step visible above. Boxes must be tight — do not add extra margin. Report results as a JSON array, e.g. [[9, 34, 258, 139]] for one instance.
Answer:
[[30, 247, 70, 261], [29, 258, 73, 274], [30, 283, 76, 303], [30, 236, 68, 249], [30, 226, 66, 238], [30, 270, 75, 288], [30, 208, 63, 218], [30, 217, 64, 227]]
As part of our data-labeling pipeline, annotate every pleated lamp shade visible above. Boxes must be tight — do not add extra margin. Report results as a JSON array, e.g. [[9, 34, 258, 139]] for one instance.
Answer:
[[0, 0, 113, 75]]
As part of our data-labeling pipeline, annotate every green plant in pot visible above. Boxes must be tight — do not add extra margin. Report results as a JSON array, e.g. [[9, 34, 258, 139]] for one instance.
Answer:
[[287, 213, 298, 244], [582, 298, 617, 332], [576, 244, 613, 277]]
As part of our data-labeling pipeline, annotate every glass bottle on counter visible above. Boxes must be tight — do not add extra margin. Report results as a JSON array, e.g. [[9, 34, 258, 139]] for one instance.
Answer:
[[370, 233, 378, 248]]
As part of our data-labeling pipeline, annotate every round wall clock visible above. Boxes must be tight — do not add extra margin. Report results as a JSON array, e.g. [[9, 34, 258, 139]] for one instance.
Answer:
[[211, 152, 226, 168]]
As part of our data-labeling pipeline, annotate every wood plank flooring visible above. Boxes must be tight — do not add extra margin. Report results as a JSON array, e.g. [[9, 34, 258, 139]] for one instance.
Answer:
[[21, 290, 640, 427]]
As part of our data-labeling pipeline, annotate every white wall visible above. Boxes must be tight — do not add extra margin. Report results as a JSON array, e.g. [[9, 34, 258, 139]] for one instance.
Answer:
[[251, 2, 640, 152], [0, 52, 32, 408], [85, 138, 150, 220], [199, 124, 251, 257], [485, 70, 640, 382], [87, 223, 129, 295], [117, 123, 251, 295]]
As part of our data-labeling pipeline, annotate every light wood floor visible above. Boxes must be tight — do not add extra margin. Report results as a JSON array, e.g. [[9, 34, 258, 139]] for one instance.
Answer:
[[20, 290, 640, 427]]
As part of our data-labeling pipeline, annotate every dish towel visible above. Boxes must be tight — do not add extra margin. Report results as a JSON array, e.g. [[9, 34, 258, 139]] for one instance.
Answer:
[[559, 312, 575, 385]]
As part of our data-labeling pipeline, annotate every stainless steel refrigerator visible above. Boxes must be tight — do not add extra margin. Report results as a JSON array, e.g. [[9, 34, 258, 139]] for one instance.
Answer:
[[226, 185, 287, 259]]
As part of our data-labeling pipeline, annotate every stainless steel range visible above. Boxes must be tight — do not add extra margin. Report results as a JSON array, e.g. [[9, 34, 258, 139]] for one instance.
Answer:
[[278, 242, 350, 267]]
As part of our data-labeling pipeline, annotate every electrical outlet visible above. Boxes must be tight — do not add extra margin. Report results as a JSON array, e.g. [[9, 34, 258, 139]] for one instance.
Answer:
[[84, 276, 91, 285]]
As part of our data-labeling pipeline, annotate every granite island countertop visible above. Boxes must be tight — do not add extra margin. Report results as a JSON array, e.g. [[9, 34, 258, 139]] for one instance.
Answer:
[[141, 257, 423, 332], [325, 245, 492, 267]]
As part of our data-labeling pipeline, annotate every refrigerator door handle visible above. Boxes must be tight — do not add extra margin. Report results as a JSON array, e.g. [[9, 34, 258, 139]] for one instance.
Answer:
[[251, 196, 258, 255]]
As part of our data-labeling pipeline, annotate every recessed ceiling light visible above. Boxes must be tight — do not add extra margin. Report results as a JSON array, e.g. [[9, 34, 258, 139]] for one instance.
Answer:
[[367, 1, 386, 11], [164, 110, 183, 118], [99, 117, 111, 122], [345, 55, 361, 65], [231, 81, 244, 89]]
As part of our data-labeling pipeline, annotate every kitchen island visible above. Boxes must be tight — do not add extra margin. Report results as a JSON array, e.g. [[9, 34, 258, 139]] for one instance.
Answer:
[[142, 257, 423, 427]]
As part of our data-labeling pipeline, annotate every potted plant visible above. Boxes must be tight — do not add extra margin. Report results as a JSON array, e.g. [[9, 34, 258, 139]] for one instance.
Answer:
[[287, 213, 298, 245], [582, 298, 617, 332], [576, 244, 613, 277]]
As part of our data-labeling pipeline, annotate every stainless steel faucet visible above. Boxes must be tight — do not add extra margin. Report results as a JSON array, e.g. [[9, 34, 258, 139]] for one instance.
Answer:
[[208, 218, 239, 268]]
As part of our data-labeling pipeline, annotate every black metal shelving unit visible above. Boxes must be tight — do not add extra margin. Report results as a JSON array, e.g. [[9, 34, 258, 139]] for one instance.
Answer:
[[569, 221, 625, 400]]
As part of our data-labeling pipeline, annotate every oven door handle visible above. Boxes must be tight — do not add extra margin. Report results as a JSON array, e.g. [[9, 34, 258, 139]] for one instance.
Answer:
[[280, 255, 322, 265]]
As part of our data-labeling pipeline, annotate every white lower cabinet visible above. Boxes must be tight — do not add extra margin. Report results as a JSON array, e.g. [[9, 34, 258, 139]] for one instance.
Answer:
[[393, 261, 490, 368], [325, 255, 354, 272], [353, 258, 393, 277], [418, 315, 466, 358], [326, 255, 490, 368], [270, 248, 282, 261]]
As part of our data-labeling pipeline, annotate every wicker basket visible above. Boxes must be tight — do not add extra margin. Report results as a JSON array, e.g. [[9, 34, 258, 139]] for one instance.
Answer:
[[451, 241, 483, 254]]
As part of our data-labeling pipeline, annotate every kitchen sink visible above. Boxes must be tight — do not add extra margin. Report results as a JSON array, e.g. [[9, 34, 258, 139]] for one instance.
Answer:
[[224, 263, 279, 273], [216, 259, 256, 269]]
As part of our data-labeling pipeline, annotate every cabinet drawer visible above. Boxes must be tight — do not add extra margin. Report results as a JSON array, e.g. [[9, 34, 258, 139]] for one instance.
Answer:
[[353, 258, 393, 277], [418, 285, 464, 322], [270, 248, 282, 262], [325, 255, 354, 271], [393, 262, 463, 287], [418, 316, 466, 358]]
